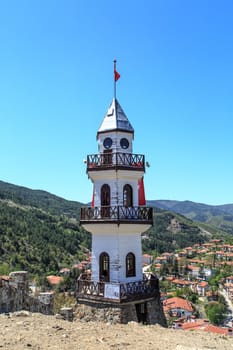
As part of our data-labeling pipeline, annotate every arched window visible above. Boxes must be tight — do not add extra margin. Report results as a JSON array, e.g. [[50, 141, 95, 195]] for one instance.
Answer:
[[99, 252, 110, 282], [126, 252, 136, 277], [123, 184, 133, 207], [101, 184, 110, 217]]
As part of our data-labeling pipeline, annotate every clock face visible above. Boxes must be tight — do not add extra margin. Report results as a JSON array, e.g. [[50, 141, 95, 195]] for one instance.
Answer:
[[120, 138, 129, 149], [103, 137, 112, 149]]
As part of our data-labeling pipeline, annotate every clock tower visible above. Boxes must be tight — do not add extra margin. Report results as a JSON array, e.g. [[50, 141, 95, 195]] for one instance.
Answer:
[[77, 64, 166, 325]]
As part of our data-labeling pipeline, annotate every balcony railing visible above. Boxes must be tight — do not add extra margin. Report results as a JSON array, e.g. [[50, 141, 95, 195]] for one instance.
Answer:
[[80, 206, 153, 225], [76, 275, 159, 303], [86, 153, 145, 171]]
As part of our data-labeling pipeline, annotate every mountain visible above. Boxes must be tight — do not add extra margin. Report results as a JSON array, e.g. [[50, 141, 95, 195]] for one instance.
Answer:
[[147, 200, 233, 235], [142, 207, 208, 254], [0, 180, 83, 219]]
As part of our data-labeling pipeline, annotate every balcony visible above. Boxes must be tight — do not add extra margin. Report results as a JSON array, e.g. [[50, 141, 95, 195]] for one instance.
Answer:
[[76, 274, 159, 303], [86, 153, 145, 171], [80, 206, 153, 225]]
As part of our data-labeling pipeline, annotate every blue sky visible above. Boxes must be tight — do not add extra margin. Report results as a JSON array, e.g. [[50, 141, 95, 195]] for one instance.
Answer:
[[1, 0, 233, 205]]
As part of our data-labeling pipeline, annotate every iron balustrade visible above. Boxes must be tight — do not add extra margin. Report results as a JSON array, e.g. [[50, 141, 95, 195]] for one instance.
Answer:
[[80, 206, 153, 224], [76, 275, 159, 302], [87, 153, 145, 171]]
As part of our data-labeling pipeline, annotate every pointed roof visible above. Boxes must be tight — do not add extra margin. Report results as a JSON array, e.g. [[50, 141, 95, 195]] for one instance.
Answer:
[[97, 98, 134, 136]]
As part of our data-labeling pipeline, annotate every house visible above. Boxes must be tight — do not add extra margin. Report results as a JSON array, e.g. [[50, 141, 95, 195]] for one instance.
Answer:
[[206, 290, 218, 301], [226, 276, 233, 284], [142, 254, 153, 265], [210, 239, 222, 245], [197, 281, 210, 296], [223, 283, 233, 299], [154, 256, 167, 264], [188, 259, 204, 265], [187, 265, 200, 278], [0, 275, 9, 287], [154, 263, 162, 272], [199, 266, 213, 280], [171, 278, 190, 288], [185, 247, 195, 257], [202, 243, 213, 249], [223, 244, 233, 252], [47, 276, 63, 288], [59, 268, 70, 276], [161, 252, 173, 262], [163, 297, 193, 318], [226, 253, 233, 261], [215, 251, 225, 260], [178, 251, 187, 258], [182, 319, 232, 336], [72, 263, 84, 271], [197, 248, 208, 255]]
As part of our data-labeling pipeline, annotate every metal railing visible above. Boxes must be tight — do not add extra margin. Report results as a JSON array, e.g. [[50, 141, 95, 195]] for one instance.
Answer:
[[80, 206, 153, 224], [87, 153, 145, 171], [76, 275, 159, 302]]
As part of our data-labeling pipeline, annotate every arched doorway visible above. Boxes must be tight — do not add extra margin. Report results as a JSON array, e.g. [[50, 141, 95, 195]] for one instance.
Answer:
[[101, 184, 110, 217], [99, 252, 110, 282]]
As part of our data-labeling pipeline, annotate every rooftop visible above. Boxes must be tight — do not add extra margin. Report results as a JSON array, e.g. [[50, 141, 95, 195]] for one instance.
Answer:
[[97, 98, 134, 135]]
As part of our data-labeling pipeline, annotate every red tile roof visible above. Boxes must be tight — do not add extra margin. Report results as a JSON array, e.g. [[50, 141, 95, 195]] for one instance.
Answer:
[[198, 281, 209, 288], [182, 320, 231, 335], [187, 265, 199, 271], [0, 275, 9, 281], [142, 254, 152, 258], [171, 279, 190, 286], [163, 297, 193, 313], [47, 275, 63, 285]]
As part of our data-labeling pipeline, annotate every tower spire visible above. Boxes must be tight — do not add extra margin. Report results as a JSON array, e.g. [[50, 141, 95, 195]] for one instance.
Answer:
[[114, 59, 120, 98]]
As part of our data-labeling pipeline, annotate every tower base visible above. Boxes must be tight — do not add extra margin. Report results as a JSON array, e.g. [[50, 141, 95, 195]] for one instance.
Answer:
[[75, 296, 167, 326]]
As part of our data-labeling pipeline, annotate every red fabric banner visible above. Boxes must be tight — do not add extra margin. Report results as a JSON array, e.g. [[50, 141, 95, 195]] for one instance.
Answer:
[[138, 177, 146, 206], [91, 188, 95, 208]]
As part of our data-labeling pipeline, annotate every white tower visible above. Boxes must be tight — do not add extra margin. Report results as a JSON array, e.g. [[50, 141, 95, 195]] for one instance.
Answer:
[[77, 65, 166, 325], [81, 97, 153, 286]]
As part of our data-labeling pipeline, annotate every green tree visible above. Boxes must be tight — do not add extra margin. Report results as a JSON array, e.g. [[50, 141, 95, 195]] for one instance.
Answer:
[[205, 302, 226, 325]]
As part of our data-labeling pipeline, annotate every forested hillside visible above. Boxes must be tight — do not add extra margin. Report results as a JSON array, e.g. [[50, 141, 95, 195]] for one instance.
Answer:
[[143, 208, 207, 254], [0, 180, 231, 276], [0, 181, 91, 276]]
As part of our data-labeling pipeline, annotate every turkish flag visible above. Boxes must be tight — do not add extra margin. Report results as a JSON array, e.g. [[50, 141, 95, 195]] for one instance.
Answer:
[[114, 70, 120, 81]]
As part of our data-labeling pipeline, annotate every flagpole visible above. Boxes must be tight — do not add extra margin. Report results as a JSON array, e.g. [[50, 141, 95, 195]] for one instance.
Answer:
[[114, 59, 117, 99]]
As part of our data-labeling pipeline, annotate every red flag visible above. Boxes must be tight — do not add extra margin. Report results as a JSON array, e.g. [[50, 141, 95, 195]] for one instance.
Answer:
[[114, 69, 120, 81]]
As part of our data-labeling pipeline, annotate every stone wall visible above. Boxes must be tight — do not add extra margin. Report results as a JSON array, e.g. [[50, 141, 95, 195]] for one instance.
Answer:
[[0, 271, 54, 315], [75, 296, 167, 326], [146, 299, 167, 326], [0, 283, 24, 313], [75, 300, 140, 324]]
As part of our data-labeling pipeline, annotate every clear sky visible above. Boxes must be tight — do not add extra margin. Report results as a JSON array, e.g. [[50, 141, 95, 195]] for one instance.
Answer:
[[1, 0, 233, 205]]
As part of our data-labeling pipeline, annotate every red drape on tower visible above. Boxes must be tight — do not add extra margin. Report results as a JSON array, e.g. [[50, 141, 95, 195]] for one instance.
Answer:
[[91, 188, 95, 208], [138, 177, 146, 206]]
